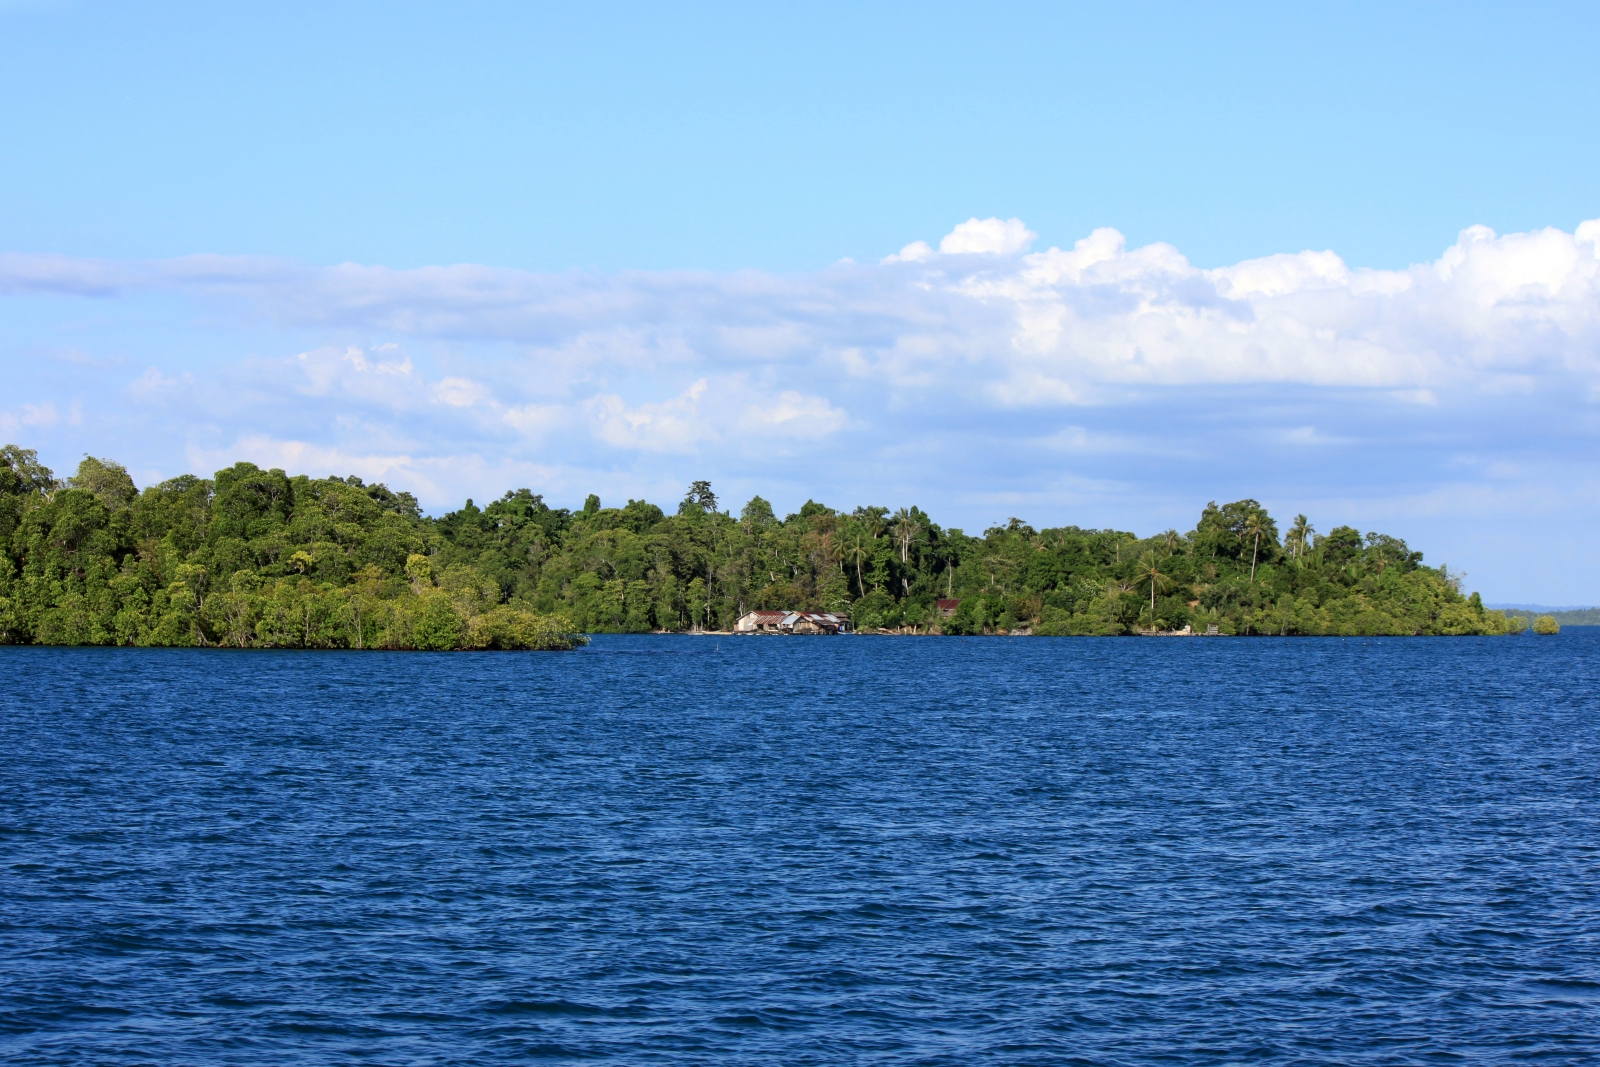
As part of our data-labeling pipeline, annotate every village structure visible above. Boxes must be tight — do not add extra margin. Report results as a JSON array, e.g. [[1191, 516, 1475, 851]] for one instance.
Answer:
[[733, 610, 853, 634]]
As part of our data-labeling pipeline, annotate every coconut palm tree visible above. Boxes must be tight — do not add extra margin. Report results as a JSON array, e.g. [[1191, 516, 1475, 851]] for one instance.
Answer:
[[1288, 514, 1314, 558], [892, 507, 923, 564], [1136, 550, 1173, 616], [854, 506, 887, 541], [815, 529, 842, 572], [1163, 529, 1181, 556], [1243, 511, 1267, 583], [848, 530, 869, 597]]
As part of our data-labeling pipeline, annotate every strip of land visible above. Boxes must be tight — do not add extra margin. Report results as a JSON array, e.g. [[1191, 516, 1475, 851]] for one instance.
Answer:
[[0, 447, 1528, 646]]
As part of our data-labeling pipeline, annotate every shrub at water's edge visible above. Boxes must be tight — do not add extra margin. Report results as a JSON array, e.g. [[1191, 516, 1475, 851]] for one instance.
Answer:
[[0, 445, 1525, 643], [1533, 615, 1561, 636]]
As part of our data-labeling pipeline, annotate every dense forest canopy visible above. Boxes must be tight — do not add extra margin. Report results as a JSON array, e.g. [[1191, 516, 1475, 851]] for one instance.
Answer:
[[0, 445, 1525, 647]]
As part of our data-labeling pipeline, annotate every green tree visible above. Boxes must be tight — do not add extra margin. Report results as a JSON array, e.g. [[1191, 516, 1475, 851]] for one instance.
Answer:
[[68, 456, 138, 510], [1243, 511, 1268, 583], [1287, 514, 1313, 558], [0, 441, 1524, 646], [681, 480, 717, 514], [740, 495, 776, 530], [1136, 551, 1173, 617]]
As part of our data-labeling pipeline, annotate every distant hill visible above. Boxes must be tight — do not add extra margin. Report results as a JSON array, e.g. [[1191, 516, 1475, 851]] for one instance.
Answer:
[[1490, 606, 1600, 627]]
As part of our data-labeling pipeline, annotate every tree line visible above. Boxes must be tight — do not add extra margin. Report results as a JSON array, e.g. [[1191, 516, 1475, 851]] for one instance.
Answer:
[[1499, 605, 1595, 627], [0, 447, 582, 649], [0, 446, 1525, 647]]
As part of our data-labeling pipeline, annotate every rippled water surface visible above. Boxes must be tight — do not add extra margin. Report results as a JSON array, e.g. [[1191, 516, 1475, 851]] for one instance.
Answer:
[[4, 633, 1599, 1065]]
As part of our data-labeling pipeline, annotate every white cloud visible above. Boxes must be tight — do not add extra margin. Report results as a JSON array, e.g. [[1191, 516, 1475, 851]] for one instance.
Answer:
[[23, 401, 59, 426], [9, 216, 1600, 599], [1277, 426, 1352, 446], [738, 390, 847, 433], [939, 217, 1038, 255], [430, 377, 490, 408], [0, 401, 60, 435], [502, 402, 568, 438], [126, 367, 189, 403], [295, 344, 419, 403], [883, 240, 934, 264], [17, 215, 1586, 408], [1212, 249, 1350, 298], [589, 379, 714, 453]]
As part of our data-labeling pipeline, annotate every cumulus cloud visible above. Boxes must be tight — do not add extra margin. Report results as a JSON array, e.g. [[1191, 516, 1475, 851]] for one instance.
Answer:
[[939, 217, 1038, 255], [295, 345, 418, 402], [739, 390, 847, 434], [502, 402, 569, 439], [883, 240, 934, 264], [589, 380, 712, 453], [580, 377, 847, 454], [28, 214, 1590, 405]]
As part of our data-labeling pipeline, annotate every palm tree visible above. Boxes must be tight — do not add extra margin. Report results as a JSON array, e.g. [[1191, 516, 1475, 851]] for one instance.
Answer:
[[1136, 550, 1173, 615], [1102, 578, 1134, 624], [814, 529, 842, 574], [1243, 511, 1267, 583], [849, 531, 869, 597], [1288, 514, 1314, 558], [892, 507, 923, 564], [854, 506, 887, 541], [1163, 529, 1181, 556]]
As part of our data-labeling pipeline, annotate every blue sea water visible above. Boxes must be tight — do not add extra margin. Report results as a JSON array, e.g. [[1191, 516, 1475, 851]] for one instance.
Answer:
[[3, 632, 1599, 1065]]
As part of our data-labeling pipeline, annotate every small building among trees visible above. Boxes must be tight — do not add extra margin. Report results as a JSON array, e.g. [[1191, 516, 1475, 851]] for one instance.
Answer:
[[734, 610, 853, 634], [936, 599, 961, 618]]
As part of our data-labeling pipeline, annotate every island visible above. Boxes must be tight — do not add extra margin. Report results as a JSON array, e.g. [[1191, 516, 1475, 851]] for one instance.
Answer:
[[0, 447, 1528, 647]]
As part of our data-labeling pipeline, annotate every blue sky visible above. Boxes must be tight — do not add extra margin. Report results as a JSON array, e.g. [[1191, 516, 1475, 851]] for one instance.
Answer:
[[3, 1, 1599, 603]]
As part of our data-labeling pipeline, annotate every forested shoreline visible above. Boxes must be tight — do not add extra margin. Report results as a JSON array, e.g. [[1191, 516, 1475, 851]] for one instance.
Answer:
[[0, 445, 1525, 647]]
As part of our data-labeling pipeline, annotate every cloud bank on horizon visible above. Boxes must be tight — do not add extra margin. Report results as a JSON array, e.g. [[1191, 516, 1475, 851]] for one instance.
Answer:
[[3, 216, 1600, 601]]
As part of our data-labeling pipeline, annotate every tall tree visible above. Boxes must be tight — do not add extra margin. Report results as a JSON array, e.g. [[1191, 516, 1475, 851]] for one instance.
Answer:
[[1287, 514, 1314, 558], [848, 530, 870, 598], [1136, 551, 1173, 615], [681, 481, 717, 514], [1243, 511, 1268, 583], [892, 507, 923, 564]]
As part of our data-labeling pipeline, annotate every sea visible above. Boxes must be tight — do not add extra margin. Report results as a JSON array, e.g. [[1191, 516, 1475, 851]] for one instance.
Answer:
[[3, 632, 1598, 1065]]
